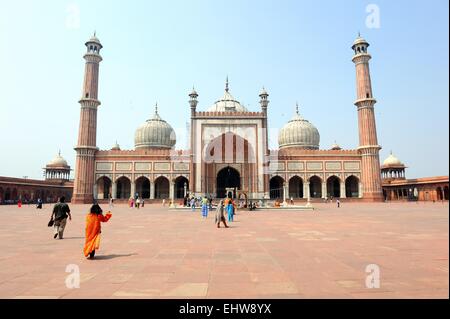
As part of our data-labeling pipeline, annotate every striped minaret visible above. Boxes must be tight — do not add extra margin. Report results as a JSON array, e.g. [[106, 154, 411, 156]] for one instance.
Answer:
[[352, 34, 383, 201], [72, 34, 103, 204]]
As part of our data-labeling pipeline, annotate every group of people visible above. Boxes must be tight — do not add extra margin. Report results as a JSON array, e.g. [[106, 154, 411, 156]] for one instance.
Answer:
[[48, 196, 112, 260], [128, 196, 145, 209], [194, 195, 237, 228], [187, 195, 213, 212]]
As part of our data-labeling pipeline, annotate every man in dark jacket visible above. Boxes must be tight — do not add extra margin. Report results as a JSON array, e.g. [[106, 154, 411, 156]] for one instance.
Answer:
[[50, 196, 72, 239]]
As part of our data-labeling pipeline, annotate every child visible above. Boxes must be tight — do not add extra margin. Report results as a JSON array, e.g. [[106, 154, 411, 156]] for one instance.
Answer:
[[83, 204, 112, 259]]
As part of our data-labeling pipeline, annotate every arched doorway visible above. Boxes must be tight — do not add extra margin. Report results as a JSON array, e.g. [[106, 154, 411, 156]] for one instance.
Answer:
[[217, 167, 241, 199], [289, 176, 303, 198], [0, 187, 3, 202], [436, 187, 443, 200], [309, 176, 322, 198], [327, 176, 341, 198], [4, 188, 11, 201], [175, 176, 189, 199], [96, 176, 112, 199], [11, 188, 18, 201], [205, 132, 257, 197], [154, 176, 170, 199], [345, 176, 359, 198], [135, 177, 150, 199], [116, 176, 131, 199], [270, 176, 284, 200], [444, 186, 449, 200]]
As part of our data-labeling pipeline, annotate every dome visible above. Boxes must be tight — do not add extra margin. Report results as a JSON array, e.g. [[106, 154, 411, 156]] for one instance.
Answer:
[[87, 33, 101, 44], [85, 32, 103, 49], [352, 33, 369, 49], [189, 87, 198, 97], [134, 104, 176, 149], [383, 152, 403, 166], [278, 104, 320, 149], [47, 151, 69, 168], [331, 142, 341, 150], [259, 87, 268, 96], [111, 141, 121, 151], [206, 78, 248, 112]]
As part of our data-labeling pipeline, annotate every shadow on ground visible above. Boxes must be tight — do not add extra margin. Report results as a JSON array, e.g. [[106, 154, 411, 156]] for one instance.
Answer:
[[93, 253, 137, 260]]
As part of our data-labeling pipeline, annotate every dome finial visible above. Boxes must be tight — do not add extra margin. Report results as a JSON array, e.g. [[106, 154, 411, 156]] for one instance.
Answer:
[[58, 149, 61, 156], [225, 76, 229, 92], [296, 102, 299, 115], [155, 102, 158, 114]]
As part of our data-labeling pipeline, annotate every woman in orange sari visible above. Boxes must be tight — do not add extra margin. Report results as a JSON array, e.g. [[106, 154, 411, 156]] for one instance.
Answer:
[[84, 204, 112, 259]]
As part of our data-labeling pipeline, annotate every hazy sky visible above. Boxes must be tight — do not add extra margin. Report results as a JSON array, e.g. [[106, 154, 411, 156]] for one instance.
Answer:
[[0, 0, 448, 180]]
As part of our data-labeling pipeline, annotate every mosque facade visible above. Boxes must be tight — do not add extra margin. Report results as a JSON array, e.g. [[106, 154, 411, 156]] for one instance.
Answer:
[[70, 34, 386, 204]]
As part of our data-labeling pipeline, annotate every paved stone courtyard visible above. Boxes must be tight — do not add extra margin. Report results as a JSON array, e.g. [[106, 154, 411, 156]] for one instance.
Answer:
[[0, 202, 447, 299]]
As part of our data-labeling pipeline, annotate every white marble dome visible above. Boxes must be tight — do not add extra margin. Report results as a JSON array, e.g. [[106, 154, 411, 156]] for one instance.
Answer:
[[111, 141, 121, 151], [383, 153, 403, 166], [278, 105, 320, 150], [134, 105, 176, 149], [206, 78, 248, 112], [47, 152, 69, 168]]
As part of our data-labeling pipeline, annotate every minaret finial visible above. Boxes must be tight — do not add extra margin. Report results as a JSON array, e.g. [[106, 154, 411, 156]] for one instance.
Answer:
[[358, 31, 361, 37], [225, 76, 229, 92]]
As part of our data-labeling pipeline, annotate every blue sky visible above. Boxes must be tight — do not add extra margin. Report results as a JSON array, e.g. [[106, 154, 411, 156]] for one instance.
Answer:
[[0, 0, 448, 179]]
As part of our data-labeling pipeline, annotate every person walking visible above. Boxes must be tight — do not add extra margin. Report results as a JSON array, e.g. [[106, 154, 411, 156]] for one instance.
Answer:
[[141, 198, 145, 208], [208, 195, 213, 210], [215, 200, 229, 228], [337, 199, 340, 208], [109, 197, 114, 210], [50, 196, 72, 239], [83, 203, 112, 259], [201, 196, 209, 218], [226, 198, 235, 222], [190, 197, 196, 212], [136, 197, 141, 209], [36, 198, 43, 209]]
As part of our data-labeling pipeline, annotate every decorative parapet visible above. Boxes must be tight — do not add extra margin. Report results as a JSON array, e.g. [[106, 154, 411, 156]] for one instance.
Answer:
[[194, 111, 265, 118], [270, 148, 360, 158]]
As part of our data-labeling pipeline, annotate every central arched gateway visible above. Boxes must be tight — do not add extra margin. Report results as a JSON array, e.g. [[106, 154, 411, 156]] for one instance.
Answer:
[[216, 166, 241, 199]]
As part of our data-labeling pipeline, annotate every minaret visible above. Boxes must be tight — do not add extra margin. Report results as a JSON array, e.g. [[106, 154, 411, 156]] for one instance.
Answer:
[[259, 87, 270, 198], [189, 87, 198, 195], [352, 34, 383, 201], [72, 33, 103, 204]]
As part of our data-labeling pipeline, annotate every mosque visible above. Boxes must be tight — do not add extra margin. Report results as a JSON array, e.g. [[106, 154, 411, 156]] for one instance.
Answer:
[[71, 33, 384, 204], [0, 34, 447, 204]]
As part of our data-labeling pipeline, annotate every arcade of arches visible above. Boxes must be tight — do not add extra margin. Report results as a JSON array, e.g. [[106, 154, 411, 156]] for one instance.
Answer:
[[268, 175, 361, 200], [95, 175, 190, 200], [0, 176, 73, 204], [382, 176, 449, 201]]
